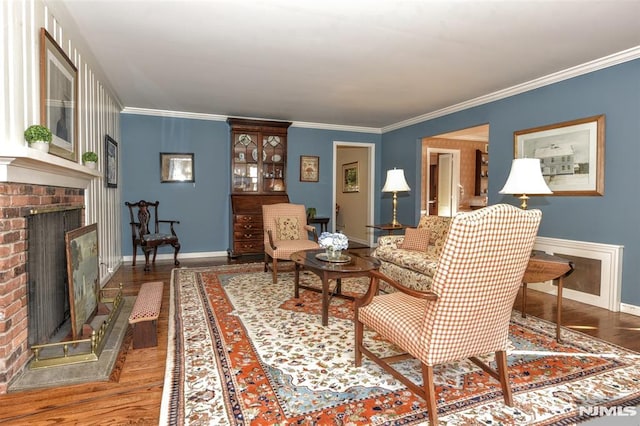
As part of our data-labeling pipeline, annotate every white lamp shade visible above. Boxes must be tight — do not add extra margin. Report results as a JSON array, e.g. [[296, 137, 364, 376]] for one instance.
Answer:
[[382, 168, 410, 192], [499, 158, 552, 195]]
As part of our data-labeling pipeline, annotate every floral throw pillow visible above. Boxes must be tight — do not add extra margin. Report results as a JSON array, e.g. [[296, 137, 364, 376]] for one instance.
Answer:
[[276, 217, 300, 240], [400, 227, 429, 252]]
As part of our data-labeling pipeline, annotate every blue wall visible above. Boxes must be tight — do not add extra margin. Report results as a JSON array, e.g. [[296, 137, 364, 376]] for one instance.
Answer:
[[287, 127, 382, 219], [120, 115, 229, 256], [121, 59, 639, 305], [120, 115, 381, 257], [380, 58, 640, 305]]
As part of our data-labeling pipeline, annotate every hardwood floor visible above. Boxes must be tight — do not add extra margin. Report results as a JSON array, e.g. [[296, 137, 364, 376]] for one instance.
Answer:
[[1, 253, 639, 424]]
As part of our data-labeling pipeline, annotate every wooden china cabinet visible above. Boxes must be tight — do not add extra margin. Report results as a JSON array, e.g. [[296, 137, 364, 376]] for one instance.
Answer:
[[228, 118, 291, 257]]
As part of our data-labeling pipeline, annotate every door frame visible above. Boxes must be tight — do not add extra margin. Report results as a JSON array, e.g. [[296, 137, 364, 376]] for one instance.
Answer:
[[333, 141, 376, 247], [425, 147, 461, 217]]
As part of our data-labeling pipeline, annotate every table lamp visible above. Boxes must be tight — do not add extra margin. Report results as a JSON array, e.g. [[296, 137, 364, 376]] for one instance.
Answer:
[[382, 168, 410, 226], [499, 158, 552, 209]]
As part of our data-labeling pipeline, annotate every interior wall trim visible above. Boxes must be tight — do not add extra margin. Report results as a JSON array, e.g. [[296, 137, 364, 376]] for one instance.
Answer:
[[620, 303, 640, 317], [382, 46, 640, 133], [529, 236, 624, 312], [121, 107, 381, 134], [124, 47, 640, 136]]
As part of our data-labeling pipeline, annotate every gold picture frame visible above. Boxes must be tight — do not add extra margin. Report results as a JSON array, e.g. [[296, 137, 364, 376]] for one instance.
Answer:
[[40, 28, 78, 161], [342, 161, 359, 193], [300, 155, 319, 182], [514, 115, 605, 196], [65, 223, 99, 340]]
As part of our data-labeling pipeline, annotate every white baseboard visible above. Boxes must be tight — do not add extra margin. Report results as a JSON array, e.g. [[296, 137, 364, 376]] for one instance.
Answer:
[[99, 259, 123, 288], [347, 236, 369, 246], [122, 250, 229, 263], [620, 303, 640, 317]]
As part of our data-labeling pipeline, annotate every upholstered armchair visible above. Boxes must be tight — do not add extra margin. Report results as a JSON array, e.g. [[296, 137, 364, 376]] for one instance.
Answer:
[[262, 203, 319, 283], [355, 204, 542, 424]]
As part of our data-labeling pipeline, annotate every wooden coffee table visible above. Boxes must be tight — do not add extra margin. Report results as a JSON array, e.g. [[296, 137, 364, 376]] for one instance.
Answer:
[[291, 249, 380, 326]]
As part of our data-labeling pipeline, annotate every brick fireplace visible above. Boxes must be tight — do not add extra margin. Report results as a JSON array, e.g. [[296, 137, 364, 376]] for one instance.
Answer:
[[0, 183, 84, 393]]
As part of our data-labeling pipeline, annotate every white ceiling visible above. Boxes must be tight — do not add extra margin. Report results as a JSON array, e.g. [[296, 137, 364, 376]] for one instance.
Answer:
[[58, 0, 640, 129]]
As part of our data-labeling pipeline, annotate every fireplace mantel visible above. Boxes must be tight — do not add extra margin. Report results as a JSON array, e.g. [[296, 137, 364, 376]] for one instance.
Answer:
[[0, 146, 101, 189]]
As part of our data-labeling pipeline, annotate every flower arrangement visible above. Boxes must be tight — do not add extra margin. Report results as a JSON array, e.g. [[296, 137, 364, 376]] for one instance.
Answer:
[[318, 232, 348, 251]]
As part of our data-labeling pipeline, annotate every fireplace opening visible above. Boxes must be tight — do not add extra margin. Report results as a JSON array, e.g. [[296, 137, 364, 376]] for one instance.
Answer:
[[26, 208, 82, 346]]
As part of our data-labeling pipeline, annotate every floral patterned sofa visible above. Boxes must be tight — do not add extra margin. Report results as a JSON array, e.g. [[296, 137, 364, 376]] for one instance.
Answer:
[[372, 215, 452, 292]]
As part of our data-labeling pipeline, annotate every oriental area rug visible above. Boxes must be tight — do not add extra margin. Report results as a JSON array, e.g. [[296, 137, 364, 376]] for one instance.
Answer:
[[160, 264, 640, 425]]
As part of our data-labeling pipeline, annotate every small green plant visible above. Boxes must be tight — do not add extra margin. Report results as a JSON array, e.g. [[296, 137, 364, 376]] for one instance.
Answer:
[[82, 151, 98, 163], [24, 125, 52, 144]]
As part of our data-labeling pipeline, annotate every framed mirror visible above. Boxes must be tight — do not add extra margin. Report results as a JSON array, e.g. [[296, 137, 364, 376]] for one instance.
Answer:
[[160, 152, 195, 183]]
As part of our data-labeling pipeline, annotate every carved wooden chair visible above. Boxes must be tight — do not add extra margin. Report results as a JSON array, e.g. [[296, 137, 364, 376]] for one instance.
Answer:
[[355, 204, 542, 425], [262, 203, 319, 283], [125, 200, 181, 271]]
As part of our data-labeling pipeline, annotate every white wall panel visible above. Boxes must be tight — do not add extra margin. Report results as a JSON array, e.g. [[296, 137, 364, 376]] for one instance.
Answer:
[[1, 0, 123, 286]]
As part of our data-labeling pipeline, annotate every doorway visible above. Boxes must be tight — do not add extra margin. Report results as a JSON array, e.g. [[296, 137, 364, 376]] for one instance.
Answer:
[[421, 124, 490, 217], [426, 149, 460, 217], [333, 142, 375, 247]]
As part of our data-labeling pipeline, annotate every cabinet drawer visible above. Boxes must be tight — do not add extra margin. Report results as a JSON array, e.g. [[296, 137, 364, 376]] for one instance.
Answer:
[[233, 241, 263, 253], [234, 230, 263, 241], [235, 214, 261, 224], [234, 222, 262, 232]]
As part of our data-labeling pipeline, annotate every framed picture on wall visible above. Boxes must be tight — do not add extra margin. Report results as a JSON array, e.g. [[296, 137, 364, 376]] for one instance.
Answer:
[[160, 152, 195, 183], [65, 223, 99, 340], [342, 161, 359, 193], [300, 155, 319, 182], [40, 28, 78, 161], [514, 115, 605, 195], [105, 135, 118, 188]]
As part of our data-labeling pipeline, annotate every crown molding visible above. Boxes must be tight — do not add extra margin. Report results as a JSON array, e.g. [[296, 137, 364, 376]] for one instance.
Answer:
[[382, 46, 640, 133], [121, 107, 228, 121], [122, 47, 640, 135], [290, 120, 381, 134], [121, 107, 381, 134]]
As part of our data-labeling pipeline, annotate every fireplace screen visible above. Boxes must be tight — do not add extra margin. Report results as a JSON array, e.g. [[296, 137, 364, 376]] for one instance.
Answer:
[[27, 208, 82, 346]]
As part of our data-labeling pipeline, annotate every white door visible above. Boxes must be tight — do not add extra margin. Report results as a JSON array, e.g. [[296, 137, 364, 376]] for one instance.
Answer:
[[437, 153, 454, 216]]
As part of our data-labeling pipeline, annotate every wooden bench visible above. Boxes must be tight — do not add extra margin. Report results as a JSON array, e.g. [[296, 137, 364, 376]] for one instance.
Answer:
[[128, 281, 164, 349]]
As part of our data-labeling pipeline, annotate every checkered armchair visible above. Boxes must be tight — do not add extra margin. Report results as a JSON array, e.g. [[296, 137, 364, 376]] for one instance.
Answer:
[[355, 204, 542, 425], [262, 203, 319, 283]]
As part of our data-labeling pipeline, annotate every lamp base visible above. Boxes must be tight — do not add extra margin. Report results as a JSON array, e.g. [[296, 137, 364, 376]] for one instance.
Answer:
[[390, 191, 400, 227], [518, 194, 530, 210]]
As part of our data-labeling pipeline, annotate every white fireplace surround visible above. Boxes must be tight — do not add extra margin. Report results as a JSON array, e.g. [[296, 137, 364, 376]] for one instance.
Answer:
[[0, 146, 100, 188]]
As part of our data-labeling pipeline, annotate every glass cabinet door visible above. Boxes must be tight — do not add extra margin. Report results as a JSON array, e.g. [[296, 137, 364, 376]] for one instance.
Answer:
[[232, 132, 259, 192], [261, 134, 286, 192], [229, 118, 290, 194]]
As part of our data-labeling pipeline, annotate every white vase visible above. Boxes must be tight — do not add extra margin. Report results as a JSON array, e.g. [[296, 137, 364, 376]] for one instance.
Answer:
[[84, 161, 97, 169], [30, 141, 49, 153]]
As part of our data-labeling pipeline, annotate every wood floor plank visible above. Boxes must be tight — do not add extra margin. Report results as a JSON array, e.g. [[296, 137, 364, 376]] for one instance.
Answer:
[[0, 253, 638, 424]]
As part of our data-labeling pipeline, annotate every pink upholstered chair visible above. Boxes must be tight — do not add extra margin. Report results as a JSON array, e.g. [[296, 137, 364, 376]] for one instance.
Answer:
[[262, 203, 319, 283], [355, 204, 542, 425]]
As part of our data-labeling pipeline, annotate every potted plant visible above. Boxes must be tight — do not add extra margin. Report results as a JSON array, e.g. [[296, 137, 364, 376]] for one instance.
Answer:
[[24, 125, 52, 153], [82, 151, 98, 168], [306, 207, 316, 219]]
